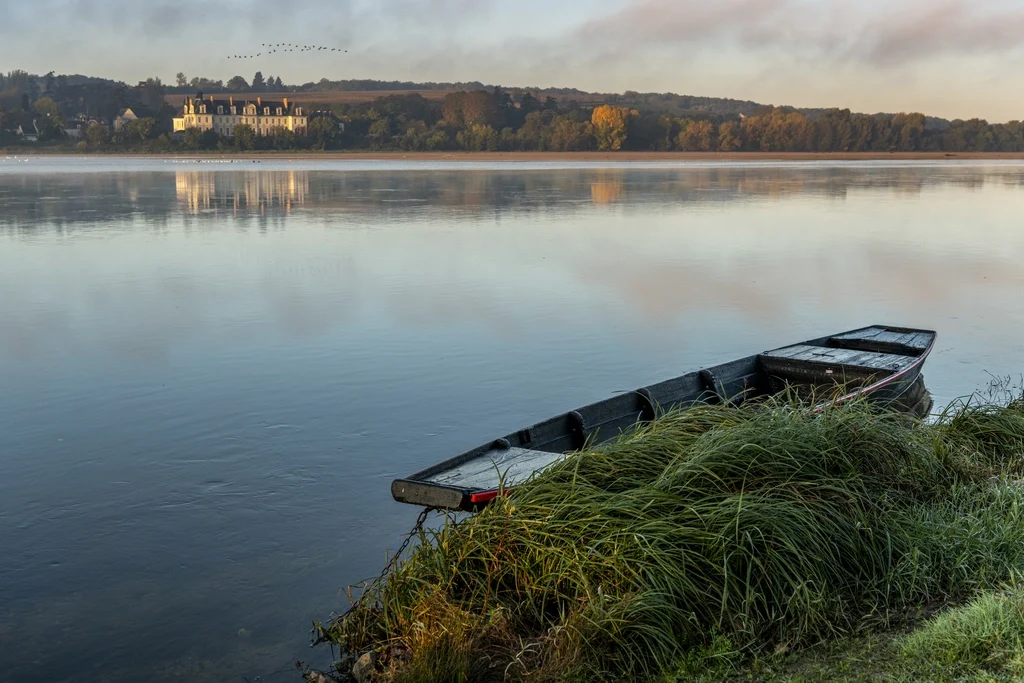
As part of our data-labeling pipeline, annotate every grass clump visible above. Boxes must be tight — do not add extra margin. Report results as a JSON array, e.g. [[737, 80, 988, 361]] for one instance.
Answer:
[[318, 394, 1024, 682], [901, 582, 1024, 675]]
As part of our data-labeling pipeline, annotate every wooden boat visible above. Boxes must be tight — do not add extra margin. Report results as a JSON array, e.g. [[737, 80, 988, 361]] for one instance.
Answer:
[[392, 325, 936, 512]]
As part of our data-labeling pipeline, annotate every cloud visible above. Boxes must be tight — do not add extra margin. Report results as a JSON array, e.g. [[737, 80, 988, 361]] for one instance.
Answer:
[[580, 0, 808, 49], [858, 0, 1024, 65], [574, 0, 1024, 65]]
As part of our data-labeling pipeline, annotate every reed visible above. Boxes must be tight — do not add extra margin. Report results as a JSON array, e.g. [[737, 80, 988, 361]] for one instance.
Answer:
[[319, 393, 1024, 682]]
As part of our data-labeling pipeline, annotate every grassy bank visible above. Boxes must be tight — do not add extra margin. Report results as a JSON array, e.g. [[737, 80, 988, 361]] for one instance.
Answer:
[[313, 393, 1024, 682], [675, 584, 1024, 682]]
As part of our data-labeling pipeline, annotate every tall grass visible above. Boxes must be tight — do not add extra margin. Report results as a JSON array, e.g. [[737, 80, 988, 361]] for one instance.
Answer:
[[319, 394, 1024, 682]]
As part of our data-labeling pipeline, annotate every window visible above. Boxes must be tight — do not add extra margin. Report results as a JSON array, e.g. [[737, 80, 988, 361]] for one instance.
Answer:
[[276, 107, 282, 115], [217, 106, 223, 114]]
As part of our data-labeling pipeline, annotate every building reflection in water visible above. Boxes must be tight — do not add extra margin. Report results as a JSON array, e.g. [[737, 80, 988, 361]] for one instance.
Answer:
[[175, 171, 309, 215]]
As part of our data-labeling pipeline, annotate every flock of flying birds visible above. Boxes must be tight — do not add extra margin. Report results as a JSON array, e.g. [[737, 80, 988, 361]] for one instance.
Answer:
[[228, 43, 348, 59]]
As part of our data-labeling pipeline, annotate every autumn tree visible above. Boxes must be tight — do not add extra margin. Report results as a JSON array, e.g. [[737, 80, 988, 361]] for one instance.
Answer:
[[456, 124, 499, 151], [591, 105, 630, 151], [892, 112, 926, 151], [548, 117, 594, 151], [760, 109, 813, 152], [718, 121, 741, 151], [514, 110, 555, 150], [676, 119, 716, 151]]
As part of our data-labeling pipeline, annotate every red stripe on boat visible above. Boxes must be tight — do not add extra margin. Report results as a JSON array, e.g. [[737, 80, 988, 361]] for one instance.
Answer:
[[469, 490, 501, 505]]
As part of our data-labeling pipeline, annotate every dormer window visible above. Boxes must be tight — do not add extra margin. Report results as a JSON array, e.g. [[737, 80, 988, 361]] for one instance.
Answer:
[[276, 107, 282, 116], [217, 106, 223, 114], [230, 106, 236, 115], [295, 107, 303, 116], [264, 107, 270, 115], [199, 105, 206, 113]]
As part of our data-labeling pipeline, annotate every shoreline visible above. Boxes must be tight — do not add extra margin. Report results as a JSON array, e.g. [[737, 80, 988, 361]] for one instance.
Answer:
[[5, 150, 1024, 162]]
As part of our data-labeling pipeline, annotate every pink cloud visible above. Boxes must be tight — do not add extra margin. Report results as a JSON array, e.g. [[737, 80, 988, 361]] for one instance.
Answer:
[[576, 0, 1024, 65]]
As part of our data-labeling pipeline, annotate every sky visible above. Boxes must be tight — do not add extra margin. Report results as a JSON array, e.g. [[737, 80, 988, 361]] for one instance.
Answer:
[[2, 0, 1024, 121]]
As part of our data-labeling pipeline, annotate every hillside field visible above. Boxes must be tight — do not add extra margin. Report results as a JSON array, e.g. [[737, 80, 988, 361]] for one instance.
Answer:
[[163, 89, 611, 108]]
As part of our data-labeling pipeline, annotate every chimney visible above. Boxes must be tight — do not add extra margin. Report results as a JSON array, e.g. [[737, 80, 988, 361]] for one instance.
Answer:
[[229, 96, 234, 106], [257, 96, 261, 107], [283, 97, 289, 110]]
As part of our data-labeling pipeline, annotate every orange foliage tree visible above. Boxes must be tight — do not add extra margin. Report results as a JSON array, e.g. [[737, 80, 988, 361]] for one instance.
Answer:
[[591, 105, 631, 151]]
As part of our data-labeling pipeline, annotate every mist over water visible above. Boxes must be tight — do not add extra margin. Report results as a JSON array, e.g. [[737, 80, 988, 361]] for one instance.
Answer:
[[1, 158, 1023, 682]]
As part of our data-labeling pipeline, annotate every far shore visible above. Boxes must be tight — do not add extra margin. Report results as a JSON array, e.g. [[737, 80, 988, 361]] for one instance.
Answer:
[[5, 150, 1024, 162]]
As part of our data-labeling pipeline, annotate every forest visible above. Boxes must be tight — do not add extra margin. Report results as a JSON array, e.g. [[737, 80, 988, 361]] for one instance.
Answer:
[[2, 70, 1023, 153]]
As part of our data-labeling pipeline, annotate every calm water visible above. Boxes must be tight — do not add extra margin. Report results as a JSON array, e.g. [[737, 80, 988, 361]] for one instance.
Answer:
[[2, 158, 1024, 682]]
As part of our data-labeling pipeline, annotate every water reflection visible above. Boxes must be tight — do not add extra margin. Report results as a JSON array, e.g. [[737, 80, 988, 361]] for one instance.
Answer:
[[175, 171, 309, 215], [2, 162, 1024, 231]]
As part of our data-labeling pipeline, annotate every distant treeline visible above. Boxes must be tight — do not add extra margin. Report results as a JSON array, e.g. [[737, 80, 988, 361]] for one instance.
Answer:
[[3, 69, 1024, 153], [0, 70, 170, 127], [274, 92, 1024, 153]]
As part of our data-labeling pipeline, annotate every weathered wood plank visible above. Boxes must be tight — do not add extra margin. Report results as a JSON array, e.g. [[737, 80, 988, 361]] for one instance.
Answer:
[[830, 328, 934, 354], [424, 446, 565, 490], [833, 326, 888, 341], [762, 344, 913, 372]]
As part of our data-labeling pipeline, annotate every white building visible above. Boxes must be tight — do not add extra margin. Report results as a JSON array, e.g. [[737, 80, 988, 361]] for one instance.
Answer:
[[173, 93, 308, 137]]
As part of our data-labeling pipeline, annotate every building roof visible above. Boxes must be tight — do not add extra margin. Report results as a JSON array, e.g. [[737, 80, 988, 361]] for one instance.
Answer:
[[183, 93, 306, 116]]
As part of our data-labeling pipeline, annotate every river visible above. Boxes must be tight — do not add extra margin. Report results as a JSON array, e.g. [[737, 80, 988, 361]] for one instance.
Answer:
[[1, 157, 1023, 682]]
